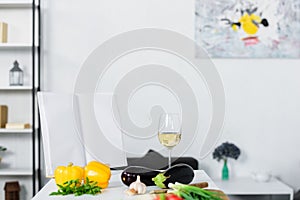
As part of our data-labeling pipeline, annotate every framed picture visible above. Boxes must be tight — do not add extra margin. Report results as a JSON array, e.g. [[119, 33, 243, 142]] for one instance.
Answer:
[[195, 0, 300, 58]]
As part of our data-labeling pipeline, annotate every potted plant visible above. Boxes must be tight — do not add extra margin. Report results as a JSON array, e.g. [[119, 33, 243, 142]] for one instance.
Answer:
[[0, 145, 7, 163], [213, 142, 240, 180]]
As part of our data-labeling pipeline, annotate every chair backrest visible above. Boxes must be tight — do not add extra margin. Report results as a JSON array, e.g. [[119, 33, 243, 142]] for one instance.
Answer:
[[37, 92, 86, 177], [37, 92, 127, 177], [113, 149, 198, 170]]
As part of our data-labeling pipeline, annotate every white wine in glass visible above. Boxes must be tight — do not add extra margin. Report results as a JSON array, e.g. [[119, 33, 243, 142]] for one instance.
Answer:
[[158, 113, 182, 168], [158, 132, 181, 148]]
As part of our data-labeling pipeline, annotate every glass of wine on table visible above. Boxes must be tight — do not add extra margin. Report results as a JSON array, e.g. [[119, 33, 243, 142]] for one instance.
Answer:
[[158, 113, 182, 169]]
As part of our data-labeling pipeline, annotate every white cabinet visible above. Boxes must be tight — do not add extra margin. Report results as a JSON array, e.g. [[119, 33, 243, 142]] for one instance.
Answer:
[[0, 1, 40, 199], [214, 177, 294, 200]]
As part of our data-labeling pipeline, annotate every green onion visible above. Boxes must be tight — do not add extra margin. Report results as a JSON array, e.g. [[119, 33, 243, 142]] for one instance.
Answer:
[[168, 182, 224, 200]]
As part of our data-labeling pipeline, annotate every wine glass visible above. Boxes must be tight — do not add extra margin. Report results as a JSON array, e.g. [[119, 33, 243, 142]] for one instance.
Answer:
[[158, 113, 182, 168]]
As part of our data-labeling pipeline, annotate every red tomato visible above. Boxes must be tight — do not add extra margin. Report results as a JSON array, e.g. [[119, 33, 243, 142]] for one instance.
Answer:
[[154, 195, 161, 200], [154, 194, 183, 200], [154, 194, 166, 200], [166, 194, 183, 200]]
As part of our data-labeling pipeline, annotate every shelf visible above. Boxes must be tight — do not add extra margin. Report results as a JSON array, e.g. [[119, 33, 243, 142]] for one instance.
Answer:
[[0, 128, 33, 133], [0, 2, 33, 8], [0, 86, 32, 90], [0, 43, 33, 49], [0, 0, 40, 196], [0, 168, 32, 176]]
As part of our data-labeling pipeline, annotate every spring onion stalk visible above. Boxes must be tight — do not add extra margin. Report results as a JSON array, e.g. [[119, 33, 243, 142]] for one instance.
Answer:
[[168, 182, 223, 200]]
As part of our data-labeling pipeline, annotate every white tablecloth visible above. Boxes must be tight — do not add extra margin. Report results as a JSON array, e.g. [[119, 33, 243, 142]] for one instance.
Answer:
[[32, 170, 218, 200]]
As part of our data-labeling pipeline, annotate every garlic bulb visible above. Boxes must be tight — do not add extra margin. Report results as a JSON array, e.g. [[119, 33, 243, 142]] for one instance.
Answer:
[[129, 175, 147, 194]]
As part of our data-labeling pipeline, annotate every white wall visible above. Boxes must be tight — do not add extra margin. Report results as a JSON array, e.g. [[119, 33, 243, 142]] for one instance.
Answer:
[[42, 0, 300, 191]]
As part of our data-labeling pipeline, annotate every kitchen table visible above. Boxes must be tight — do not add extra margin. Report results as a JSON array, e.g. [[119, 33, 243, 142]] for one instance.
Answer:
[[32, 170, 219, 200]]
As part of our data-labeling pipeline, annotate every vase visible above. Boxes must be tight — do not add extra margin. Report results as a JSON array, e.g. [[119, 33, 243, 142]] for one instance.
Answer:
[[222, 159, 229, 180]]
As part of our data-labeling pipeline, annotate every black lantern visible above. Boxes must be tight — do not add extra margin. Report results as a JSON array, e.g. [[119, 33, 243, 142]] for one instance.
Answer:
[[9, 60, 23, 86]]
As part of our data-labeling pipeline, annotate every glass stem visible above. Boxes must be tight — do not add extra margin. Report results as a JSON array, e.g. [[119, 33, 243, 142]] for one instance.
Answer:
[[168, 149, 172, 168]]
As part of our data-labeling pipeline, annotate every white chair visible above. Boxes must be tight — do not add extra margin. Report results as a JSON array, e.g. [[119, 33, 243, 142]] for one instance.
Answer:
[[37, 92, 127, 177]]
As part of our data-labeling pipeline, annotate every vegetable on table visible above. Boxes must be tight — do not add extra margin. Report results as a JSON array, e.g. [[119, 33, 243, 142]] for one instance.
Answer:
[[129, 176, 147, 194], [129, 175, 147, 194], [152, 164, 195, 188], [152, 173, 170, 188], [154, 193, 184, 200], [50, 177, 101, 196], [54, 162, 84, 186], [150, 182, 208, 195], [167, 182, 225, 200], [121, 164, 194, 188], [84, 161, 111, 189], [51, 160, 111, 196], [189, 182, 209, 189]]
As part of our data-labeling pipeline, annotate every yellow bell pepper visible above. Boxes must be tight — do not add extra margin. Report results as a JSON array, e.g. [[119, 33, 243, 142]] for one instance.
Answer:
[[54, 162, 84, 186], [84, 161, 111, 189]]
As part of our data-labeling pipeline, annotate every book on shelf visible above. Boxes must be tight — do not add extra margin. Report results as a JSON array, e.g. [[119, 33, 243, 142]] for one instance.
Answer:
[[0, 22, 8, 43], [0, 105, 8, 128], [5, 123, 30, 129]]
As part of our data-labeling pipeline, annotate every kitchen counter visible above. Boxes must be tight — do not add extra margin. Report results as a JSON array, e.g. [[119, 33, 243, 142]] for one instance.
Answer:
[[32, 170, 218, 200]]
